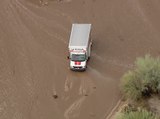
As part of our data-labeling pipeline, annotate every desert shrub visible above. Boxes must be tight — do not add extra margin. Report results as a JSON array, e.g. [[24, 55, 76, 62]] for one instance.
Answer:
[[115, 109, 158, 119], [121, 55, 160, 100], [121, 71, 144, 100], [135, 55, 160, 93]]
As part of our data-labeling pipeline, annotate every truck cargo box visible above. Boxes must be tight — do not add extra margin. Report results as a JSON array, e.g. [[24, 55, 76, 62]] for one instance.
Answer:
[[69, 24, 91, 50]]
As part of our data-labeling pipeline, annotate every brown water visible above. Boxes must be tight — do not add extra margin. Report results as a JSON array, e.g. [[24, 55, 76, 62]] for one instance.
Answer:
[[0, 0, 160, 119]]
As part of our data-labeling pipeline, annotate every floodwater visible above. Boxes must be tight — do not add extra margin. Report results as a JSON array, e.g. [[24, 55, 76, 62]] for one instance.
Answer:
[[0, 0, 160, 119]]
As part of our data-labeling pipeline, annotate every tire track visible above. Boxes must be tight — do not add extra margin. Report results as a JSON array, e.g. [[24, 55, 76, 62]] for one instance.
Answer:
[[64, 97, 86, 119]]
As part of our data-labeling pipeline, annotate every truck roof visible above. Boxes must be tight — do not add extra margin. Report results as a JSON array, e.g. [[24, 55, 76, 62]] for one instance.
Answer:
[[69, 24, 91, 48]]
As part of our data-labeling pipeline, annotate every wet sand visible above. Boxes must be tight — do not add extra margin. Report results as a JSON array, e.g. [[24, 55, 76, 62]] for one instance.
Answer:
[[0, 0, 160, 119]]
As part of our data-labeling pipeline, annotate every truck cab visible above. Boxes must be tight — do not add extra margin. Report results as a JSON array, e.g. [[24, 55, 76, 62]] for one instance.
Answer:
[[68, 24, 92, 71], [69, 49, 88, 70]]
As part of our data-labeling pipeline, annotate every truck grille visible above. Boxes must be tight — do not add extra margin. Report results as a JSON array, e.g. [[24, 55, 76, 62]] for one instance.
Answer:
[[73, 66, 83, 69]]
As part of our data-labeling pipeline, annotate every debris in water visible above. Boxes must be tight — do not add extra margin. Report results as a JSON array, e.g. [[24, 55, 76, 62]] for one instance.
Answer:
[[52, 94, 58, 99], [93, 86, 96, 89]]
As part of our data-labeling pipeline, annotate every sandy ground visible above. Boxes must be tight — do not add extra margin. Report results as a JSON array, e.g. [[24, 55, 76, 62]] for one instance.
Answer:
[[0, 0, 160, 119]]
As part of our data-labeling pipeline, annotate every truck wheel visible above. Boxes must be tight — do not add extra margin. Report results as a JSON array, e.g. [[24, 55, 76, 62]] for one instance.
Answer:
[[91, 42, 93, 47], [87, 57, 90, 61]]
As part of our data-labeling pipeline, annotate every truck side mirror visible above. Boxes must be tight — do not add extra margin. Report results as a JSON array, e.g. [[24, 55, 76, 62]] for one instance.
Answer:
[[67, 56, 70, 59]]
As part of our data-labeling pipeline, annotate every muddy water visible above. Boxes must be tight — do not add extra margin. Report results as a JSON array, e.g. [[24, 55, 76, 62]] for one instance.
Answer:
[[0, 0, 160, 119]]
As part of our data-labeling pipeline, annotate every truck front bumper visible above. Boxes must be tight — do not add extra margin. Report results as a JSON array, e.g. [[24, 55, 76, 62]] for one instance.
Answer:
[[70, 66, 86, 71]]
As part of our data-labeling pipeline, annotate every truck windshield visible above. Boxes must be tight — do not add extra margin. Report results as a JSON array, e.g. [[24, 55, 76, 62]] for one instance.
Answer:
[[71, 54, 86, 61]]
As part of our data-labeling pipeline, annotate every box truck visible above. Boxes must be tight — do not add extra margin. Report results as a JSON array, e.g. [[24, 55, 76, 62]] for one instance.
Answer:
[[68, 24, 92, 71]]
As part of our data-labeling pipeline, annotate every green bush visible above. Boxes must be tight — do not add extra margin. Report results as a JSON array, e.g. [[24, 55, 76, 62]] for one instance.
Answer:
[[121, 71, 143, 100], [115, 109, 158, 119], [121, 55, 160, 100], [135, 55, 160, 93]]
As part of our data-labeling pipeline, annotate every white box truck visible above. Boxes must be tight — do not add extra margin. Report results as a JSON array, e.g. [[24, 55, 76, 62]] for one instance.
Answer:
[[68, 24, 92, 71]]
